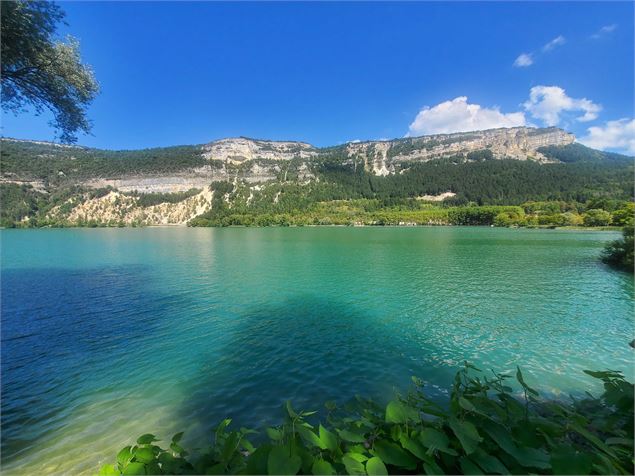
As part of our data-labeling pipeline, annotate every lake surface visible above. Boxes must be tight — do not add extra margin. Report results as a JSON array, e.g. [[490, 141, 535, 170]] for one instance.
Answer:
[[1, 227, 633, 475]]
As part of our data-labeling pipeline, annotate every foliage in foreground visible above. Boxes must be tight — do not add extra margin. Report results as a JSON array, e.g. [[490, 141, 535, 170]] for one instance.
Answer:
[[98, 366, 634, 475], [602, 224, 635, 273]]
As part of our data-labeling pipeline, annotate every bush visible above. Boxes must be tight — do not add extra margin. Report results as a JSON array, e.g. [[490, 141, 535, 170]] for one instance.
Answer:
[[602, 225, 634, 272], [583, 209, 612, 227], [98, 365, 634, 475]]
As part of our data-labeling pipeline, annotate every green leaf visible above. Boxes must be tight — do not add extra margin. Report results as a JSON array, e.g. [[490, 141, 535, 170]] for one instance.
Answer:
[[134, 447, 155, 464], [482, 422, 550, 470], [418, 428, 457, 455], [98, 464, 119, 476], [122, 462, 146, 475], [569, 423, 618, 459], [267, 445, 301, 475], [385, 401, 418, 424], [117, 446, 133, 467], [372, 441, 417, 469], [338, 429, 366, 443], [267, 427, 284, 441], [297, 425, 326, 449], [344, 452, 368, 463], [312, 458, 336, 475], [246, 445, 271, 475], [550, 445, 593, 475], [516, 367, 539, 396], [286, 400, 299, 419], [171, 432, 184, 443], [342, 455, 366, 475], [136, 434, 158, 445], [472, 449, 509, 474], [220, 431, 240, 463], [460, 457, 484, 475], [366, 457, 388, 476], [319, 424, 339, 452], [448, 417, 482, 455]]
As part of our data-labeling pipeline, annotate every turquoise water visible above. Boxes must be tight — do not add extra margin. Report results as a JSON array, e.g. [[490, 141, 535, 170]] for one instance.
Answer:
[[1, 227, 633, 475]]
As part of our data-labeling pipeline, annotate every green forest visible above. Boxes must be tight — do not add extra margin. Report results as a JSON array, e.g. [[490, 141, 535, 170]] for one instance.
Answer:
[[1, 139, 633, 229]]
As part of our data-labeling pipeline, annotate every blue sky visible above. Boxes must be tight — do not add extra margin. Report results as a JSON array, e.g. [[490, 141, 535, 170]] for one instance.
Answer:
[[2, 1, 634, 153]]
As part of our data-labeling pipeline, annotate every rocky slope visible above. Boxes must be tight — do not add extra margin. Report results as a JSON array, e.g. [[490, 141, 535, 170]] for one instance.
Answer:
[[7, 126, 626, 227]]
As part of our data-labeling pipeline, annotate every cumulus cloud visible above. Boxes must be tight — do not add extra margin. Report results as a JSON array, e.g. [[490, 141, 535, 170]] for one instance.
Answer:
[[513, 53, 533, 67], [407, 97, 526, 136], [579, 118, 635, 155], [591, 24, 617, 39], [523, 86, 601, 126], [542, 35, 566, 52]]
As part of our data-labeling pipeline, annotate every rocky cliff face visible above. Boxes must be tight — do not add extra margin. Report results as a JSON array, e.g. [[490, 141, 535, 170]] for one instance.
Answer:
[[202, 137, 317, 163], [344, 127, 575, 175]]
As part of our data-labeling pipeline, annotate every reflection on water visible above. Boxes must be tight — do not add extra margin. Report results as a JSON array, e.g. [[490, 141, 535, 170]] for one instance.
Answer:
[[1, 227, 633, 475]]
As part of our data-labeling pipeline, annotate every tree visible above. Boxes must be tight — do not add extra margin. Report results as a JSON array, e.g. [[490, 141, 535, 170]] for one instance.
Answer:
[[583, 208, 612, 227], [1, 0, 99, 143]]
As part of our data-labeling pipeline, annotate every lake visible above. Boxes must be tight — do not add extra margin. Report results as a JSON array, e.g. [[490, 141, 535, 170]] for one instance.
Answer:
[[1, 227, 633, 475]]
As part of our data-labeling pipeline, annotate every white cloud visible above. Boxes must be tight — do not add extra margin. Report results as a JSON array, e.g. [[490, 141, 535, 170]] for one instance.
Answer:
[[523, 86, 601, 126], [591, 24, 617, 39], [542, 35, 566, 52], [513, 53, 533, 68], [579, 118, 635, 155], [407, 97, 526, 136]]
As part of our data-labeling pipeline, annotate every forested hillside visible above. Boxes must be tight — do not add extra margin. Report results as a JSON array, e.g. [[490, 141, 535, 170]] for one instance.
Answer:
[[0, 133, 632, 228]]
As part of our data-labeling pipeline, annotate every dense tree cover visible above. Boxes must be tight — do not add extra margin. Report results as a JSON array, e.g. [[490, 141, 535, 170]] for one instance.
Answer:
[[538, 143, 633, 164], [602, 224, 634, 272], [1, 1, 99, 143], [98, 365, 633, 475], [313, 157, 633, 205], [0, 140, 208, 181]]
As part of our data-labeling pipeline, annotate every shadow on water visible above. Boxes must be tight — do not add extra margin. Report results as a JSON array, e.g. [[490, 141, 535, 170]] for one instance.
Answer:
[[175, 295, 457, 441], [0, 265, 179, 465]]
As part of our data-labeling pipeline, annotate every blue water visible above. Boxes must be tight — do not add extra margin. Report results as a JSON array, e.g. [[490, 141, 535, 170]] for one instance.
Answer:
[[1, 227, 633, 474]]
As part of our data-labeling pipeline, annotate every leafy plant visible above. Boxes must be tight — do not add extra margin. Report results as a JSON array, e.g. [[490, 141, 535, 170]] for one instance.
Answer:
[[97, 365, 634, 475]]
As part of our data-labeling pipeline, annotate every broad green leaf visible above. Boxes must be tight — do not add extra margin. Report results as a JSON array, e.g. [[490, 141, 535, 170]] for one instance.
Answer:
[[448, 418, 482, 455], [418, 428, 457, 455], [460, 457, 484, 475], [338, 429, 366, 443], [134, 447, 154, 464], [246, 445, 271, 475], [297, 425, 326, 449], [472, 449, 509, 474], [482, 423, 550, 470], [171, 432, 184, 443], [372, 440, 417, 469], [366, 457, 388, 476], [267, 427, 284, 441], [267, 445, 302, 475], [98, 464, 118, 476], [122, 462, 145, 475], [220, 432, 240, 463], [136, 433, 158, 445], [319, 424, 339, 452], [401, 436, 427, 459], [342, 455, 366, 475], [550, 446, 593, 475], [385, 401, 418, 424], [569, 423, 618, 459], [206, 463, 225, 474], [117, 446, 133, 467], [423, 461, 445, 475], [344, 452, 368, 463], [312, 458, 336, 475]]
